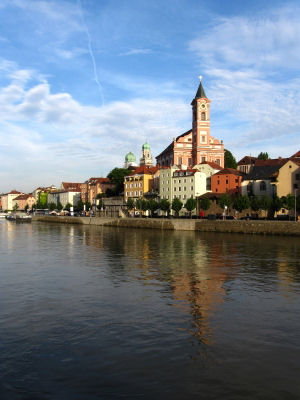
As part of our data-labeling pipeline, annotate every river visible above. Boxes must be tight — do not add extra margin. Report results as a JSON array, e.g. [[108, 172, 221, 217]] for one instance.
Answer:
[[0, 220, 299, 399]]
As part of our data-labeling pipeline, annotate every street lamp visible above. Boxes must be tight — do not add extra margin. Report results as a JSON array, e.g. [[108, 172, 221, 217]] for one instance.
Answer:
[[295, 189, 298, 222]]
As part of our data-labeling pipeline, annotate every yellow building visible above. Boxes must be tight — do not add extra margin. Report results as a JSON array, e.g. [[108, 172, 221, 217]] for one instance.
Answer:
[[274, 159, 300, 197], [124, 166, 159, 202]]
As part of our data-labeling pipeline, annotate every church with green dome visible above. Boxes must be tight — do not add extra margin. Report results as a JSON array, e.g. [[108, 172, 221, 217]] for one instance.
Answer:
[[124, 142, 153, 169]]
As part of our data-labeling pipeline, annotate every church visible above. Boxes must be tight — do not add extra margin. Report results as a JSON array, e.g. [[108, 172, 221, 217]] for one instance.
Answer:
[[156, 79, 224, 168]]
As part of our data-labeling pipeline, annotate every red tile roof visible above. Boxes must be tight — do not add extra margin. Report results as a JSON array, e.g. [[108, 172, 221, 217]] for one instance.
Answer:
[[129, 166, 159, 175], [200, 161, 222, 170], [61, 182, 82, 191], [212, 168, 243, 176], [254, 158, 288, 166]]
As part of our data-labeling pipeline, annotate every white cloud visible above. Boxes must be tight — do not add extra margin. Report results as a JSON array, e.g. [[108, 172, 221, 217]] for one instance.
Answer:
[[0, 64, 190, 192], [120, 48, 152, 56]]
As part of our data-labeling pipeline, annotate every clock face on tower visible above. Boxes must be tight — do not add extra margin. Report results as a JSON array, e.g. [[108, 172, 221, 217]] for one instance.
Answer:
[[201, 103, 206, 109]]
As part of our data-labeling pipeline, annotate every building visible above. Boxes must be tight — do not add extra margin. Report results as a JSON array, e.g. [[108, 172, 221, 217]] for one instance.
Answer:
[[269, 159, 300, 198], [80, 177, 114, 204], [156, 79, 224, 168], [124, 152, 138, 169], [172, 168, 209, 202], [12, 194, 36, 210], [211, 168, 243, 194], [124, 166, 159, 202], [241, 165, 281, 198], [237, 156, 257, 174], [140, 142, 153, 166], [47, 190, 81, 208], [1, 190, 23, 211]]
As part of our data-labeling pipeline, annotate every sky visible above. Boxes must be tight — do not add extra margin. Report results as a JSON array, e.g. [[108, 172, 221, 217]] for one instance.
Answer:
[[1, 0, 300, 192]]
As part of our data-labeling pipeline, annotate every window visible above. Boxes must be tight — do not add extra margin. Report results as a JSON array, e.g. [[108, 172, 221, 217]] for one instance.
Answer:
[[217, 180, 220, 185], [178, 157, 182, 164], [216, 159, 220, 165], [140, 191, 143, 195], [296, 174, 300, 181], [174, 180, 176, 184], [201, 112, 205, 121], [201, 156, 206, 162], [226, 179, 229, 184], [174, 187, 176, 191], [201, 135, 206, 143], [191, 186, 193, 191], [184, 187, 186, 191], [179, 180, 181, 183], [294, 183, 298, 189], [260, 181, 266, 191], [188, 158, 192, 166], [179, 187, 181, 191], [178, 195, 181, 199], [235, 179, 239, 183]]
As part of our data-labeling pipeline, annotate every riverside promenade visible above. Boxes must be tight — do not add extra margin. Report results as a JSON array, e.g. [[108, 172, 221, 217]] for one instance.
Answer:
[[32, 216, 300, 236]]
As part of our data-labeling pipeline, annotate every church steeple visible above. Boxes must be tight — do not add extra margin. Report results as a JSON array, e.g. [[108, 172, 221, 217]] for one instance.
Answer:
[[191, 76, 207, 105]]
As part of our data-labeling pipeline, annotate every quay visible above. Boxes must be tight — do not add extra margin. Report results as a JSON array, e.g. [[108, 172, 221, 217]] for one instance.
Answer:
[[32, 216, 300, 236]]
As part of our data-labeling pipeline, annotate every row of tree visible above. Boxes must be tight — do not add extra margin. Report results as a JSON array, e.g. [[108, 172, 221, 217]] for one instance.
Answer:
[[213, 193, 300, 217], [126, 197, 198, 217]]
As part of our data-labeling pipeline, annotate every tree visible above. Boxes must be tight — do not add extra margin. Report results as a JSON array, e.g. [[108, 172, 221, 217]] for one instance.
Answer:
[[281, 194, 295, 220], [269, 196, 282, 219], [224, 149, 237, 169], [257, 152, 269, 160], [12, 203, 19, 212], [126, 197, 135, 210], [250, 196, 260, 212], [48, 202, 56, 211], [171, 198, 183, 217], [259, 195, 271, 219], [233, 195, 250, 212], [57, 201, 63, 211], [64, 203, 72, 211], [75, 199, 84, 212], [159, 199, 170, 217], [218, 193, 232, 209], [148, 199, 159, 217], [199, 197, 211, 211], [107, 168, 131, 195], [185, 197, 197, 218], [24, 204, 29, 212]]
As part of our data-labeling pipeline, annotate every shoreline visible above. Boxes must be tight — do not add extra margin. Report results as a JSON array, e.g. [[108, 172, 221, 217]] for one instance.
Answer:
[[32, 216, 300, 236]]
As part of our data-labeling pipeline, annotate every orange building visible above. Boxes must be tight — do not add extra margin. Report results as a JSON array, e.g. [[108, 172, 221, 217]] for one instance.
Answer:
[[80, 177, 114, 204], [156, 79, 224, 168], [12, 193, 36, 210], [211, 168, 243, 194]]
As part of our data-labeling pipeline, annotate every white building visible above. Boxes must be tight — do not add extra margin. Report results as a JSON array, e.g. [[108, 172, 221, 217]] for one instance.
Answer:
[[47, 190, 81, 208]]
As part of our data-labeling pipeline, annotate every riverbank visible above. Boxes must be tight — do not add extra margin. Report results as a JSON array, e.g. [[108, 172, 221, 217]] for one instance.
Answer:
[[32, 216, 300, 236]]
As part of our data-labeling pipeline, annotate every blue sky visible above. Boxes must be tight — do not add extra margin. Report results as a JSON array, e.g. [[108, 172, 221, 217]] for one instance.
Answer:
[[1, 0, 300, 192]]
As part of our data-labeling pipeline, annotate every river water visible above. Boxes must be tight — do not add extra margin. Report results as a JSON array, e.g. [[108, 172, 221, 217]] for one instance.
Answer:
[[0, 220, 299, 399]]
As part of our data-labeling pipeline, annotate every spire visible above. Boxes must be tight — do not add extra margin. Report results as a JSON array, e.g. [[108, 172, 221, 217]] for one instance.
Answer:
[[195, 76, 207, 99]]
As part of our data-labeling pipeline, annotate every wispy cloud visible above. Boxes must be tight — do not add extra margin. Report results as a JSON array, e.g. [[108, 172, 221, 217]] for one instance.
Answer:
[[120, 48, 152, 56]]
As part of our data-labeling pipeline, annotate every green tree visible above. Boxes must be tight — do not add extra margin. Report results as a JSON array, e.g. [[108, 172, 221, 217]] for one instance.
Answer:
[[148, 199, 159, 217], [257, 152, 269, 160], [64, 203, 72, 211], [269, 196, 282, 219], [224, 149, 237, 169], [250, 196, 260, 212], [259, 195, 271, 219], [24, 204, 29, 212], [75, 199, 84, 212], [218, 193, 232, 209], [171, 198, 183, 217], [84, 201, 91, 211], [281, 194, 295, 220], [48, 202, 56, 211], [57, 201, 63, 211], [12, 203, 19, 212], [126, 197, 135, 210], [159, 199, 170, 217], [233, 195, 250, 213], [199, 197, 211, 211], [107, 168, 131, 195], [185, 197, 197, 218]]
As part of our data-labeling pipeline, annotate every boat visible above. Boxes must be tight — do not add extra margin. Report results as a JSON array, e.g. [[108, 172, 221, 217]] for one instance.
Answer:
[[5, 213, 32, 223], [0, 212, 9, 218]]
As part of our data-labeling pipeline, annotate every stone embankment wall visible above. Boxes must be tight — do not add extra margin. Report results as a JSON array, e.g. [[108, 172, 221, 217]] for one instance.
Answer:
[[32, 216, 300, 236]]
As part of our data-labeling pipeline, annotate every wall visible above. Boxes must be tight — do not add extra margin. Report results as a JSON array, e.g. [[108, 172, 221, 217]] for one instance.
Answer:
[[32, 216, 300, 236]]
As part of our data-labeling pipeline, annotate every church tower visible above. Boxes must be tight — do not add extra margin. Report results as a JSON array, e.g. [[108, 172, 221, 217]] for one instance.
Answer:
[[140, 142, 153, 166], [191, 78, 224, 167]]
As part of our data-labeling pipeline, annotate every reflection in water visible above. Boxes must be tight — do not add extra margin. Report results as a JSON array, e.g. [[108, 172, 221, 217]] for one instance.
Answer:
[[1, 221, 300, 400]]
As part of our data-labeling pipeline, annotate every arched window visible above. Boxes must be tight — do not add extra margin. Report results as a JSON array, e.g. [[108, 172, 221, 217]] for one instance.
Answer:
[[201, 112, 206, 121], [260, 181, 266, 191]]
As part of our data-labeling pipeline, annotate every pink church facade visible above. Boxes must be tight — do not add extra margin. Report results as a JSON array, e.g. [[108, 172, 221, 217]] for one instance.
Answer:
[[156, 80, 224, 168]]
